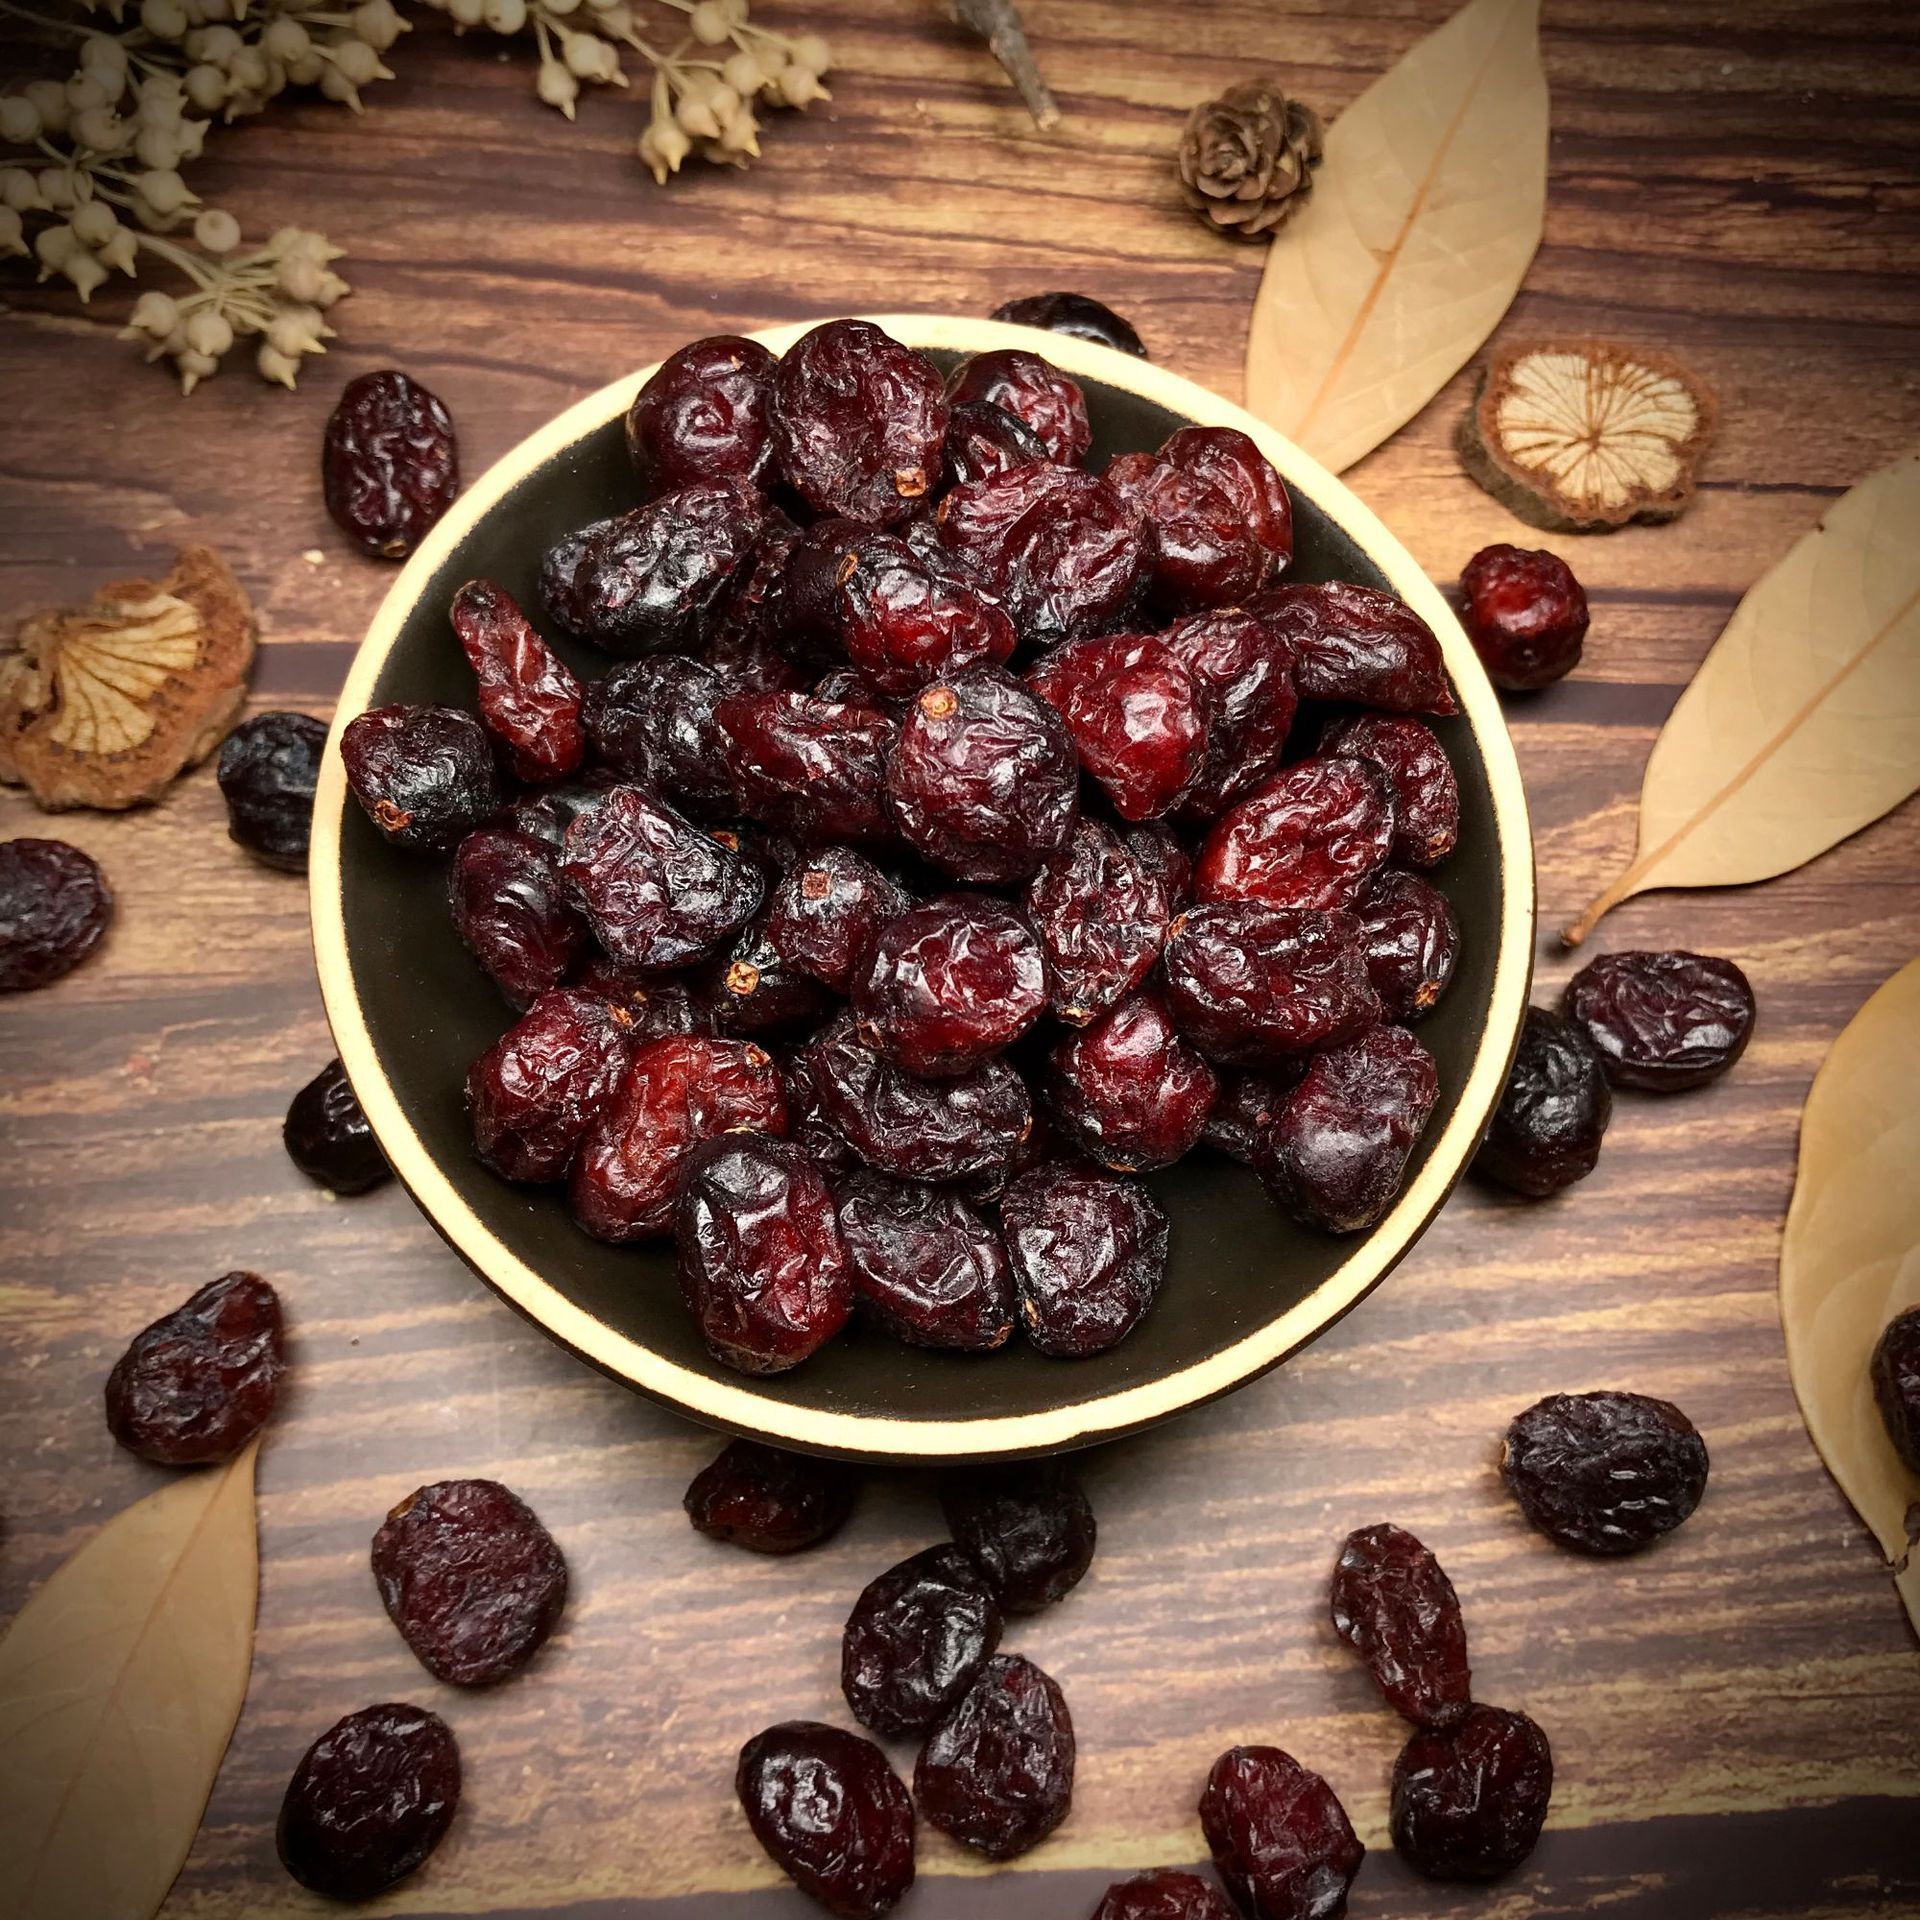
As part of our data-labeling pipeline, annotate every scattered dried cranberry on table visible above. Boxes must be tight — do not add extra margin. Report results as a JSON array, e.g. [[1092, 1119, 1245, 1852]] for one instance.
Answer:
[[322, 369, 459, 560], [218, 710, 329, 871], [1200, 1744, 1364, 1920], [1456, 544, 1589, 691], [914, 1651, 1076, 1860], [1329, 1521, 1471, 1726], [684, 1437, 855, 1553], [0, 837, 113, 993], [1871, 1307, 1920, 1474], [1563, 948, 1756, 1090], [1391, 1703, 1554, 1881], [284, 1057, 391, 1195], [841, 1543, 1004, 1737]]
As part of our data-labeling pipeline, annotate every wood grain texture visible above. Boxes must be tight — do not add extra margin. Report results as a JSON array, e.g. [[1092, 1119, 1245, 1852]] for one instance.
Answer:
[[3, 1, 1919, 1915]]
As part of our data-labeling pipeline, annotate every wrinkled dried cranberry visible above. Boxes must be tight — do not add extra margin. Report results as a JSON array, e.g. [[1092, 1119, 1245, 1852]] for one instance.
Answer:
[[626, 334, 777, 493], [1473, 1007, 1611, 1197], [1003, 1161, 1167, 1357], [277, 1703, 460, 1902], [218, 712, 328, 871], [468, 987, 634, 1183], [835, 529, 1017, 695], [1159, 608, 1298, 822], [685, 1438, 855, 1553], [1320, 712, 1459, 868], [836, 1169, 1015, 1351], [1024, 817, 1172, 1027], [1873, 1308, 1920, 1474], [1094, 1872, 1236, 1920], [571, 961, 711, 1040], [286, 1056, 391, 1194], [1459, 544, 1588, 691], [696, 913, 836, 1040], [1351, 869, 1459, 1022], [1200, 1069, 1297, 1164], [676, 1134, 852, 1374], [1252, 579, 1457, 714], [0, 837, 111, 992], [716, 688, 896, 843], [1391, 1705, 1552, 1881], [1105, 452, 1269, 612], [1161, 427, 1292, 577], [738, 1722, 915, 1919], [1046, 992, 1217, 1173], [1563, 949, 1756, 1091], [946, 348, 1091, 465], [886, 670, 1078, 883], [104, 1270, 284, 1466], [764, 846, 913, 993], [1028, 631, 1207, 820], [1256, 1024, 1438, 1232], [706, 618, 805, 693], [1329, 1522, 1471, 1727], [372, 1477, 567, 1686], [582, 654, 732, 815], [944, 399, 1050, 488], [449, 825, 585, 1009], [915, 1653, 1074, 1860], [322, 370, 458, 560], [507, 769, 616, 848], [1503, 1390, 1709, 1554], [782, 1043, 861, 1173], [450, 578, 585, 783], [341, 705, 501, 853], [843, 1543, 1005, 1737], [1197, 757, 1394, 912], [939, 1460, 1095, 1614], [1127, 817, 1192, 905], [991, 289, 1147, 358], [1200, 1745, 1363, 1920]]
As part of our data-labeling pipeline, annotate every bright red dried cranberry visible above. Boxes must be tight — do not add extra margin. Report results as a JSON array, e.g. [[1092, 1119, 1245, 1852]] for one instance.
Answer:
[[1200, 1745, 1363, 1920], [0, 837, 112, 992], [939, 1460, 1095, 1614], [1251, 579, 1457, 714], [1320, 712, 1459, 867], [449, 578, 584, 782], [341, 704, 502, 853], [1197, 757, 1394, 912], [914, 1653, 1075, 1860], [104, 1271, 284, 1465], [1391, 1705, 1553, 1881], [1003, 1161, 1167, 1357], [835, 1169, 1014, 1351], [1329, 1522, 1471, 1727], [1159, 607, 1298, 822], [697, 913, 837, 1040], [1160, 426, 1292, 576], [944, 398, 1050, 488], [835, 529, 1017, 695], [1458, 544, 1588, 691], [468, 987, 635, 1183], [764, 846, 913, 993], [286, 1057, 391, 1194], [1199, 1068, 1298, 1164], [1563, 949, 1755, 1091], [945, 347, 1091, 465], [1046, 991, 1217, 1173], [1024, 817, 1172, 1027], [582, 654, 734, 815], [626, 334, 777, 493], [218, 712, 328, 871], [843, 1543, 1004, 1737], [685, 1438, 855, 1553], [991, 289, 1147, 358], [372, 1477, 567, 1686], [322, 370, 458, 560], [1502, 1390, 1709, 1554], [1873, 1308, 1920, 1474], [449, 825, 586, 1009], [715, 687, 896, 843], [1350, 869, 1460, 1021], [1093, 1871, 1236, 1920], [1473, 1007, 1611, 1197], [1105, 452, 1269, 612]]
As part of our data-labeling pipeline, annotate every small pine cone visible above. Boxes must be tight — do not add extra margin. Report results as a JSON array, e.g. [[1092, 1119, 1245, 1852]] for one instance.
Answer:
[[1178, 80, 1323, 241]]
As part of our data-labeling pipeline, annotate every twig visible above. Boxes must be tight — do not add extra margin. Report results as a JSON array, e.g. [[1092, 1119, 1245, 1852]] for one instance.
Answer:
[[949, 0, 1059, 129]]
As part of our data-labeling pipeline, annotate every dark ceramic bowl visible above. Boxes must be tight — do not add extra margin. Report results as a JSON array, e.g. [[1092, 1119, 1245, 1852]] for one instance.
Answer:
[[311, 315, 1533, 1462]]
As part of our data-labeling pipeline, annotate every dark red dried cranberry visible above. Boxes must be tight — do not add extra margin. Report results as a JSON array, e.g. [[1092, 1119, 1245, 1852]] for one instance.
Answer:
[[716, 688, 896, 844], [450, 578, 585, 783], [685, 1438, 855, 1553], [278, 1704, 459, 1901], [1459, 544, 1588, 691], [738, 1722, 915, 1919], [944, 399, 1050, 488], [843, 1544, 1004, 1737], [570, 961, 710, 1040], [939, 1460, 1095, 1614], [1329, 1522, 1471, 1727], [0, 837, 111, 992], [582, 654, 732, 814], [1252, 579, 1457, 714], [570, 1033, 784, 1241], [1200, 1745, 1363, 1920], [1391, 1705, 1552, 1881], [990, 468, 1148, 647], [1024, 817, 1172, 1027], [835, 529, 1016, 695], [626, 333, 777, 493], [1126, 818, 1192, 906], [697, 914, 837, 1040], [1197, 757, 1394, 912], [915, 1653, 1074, 1860], [218, 712, 328, 871], [1873, 1308, 1920, 1474], [507, 768, 616, 848], [1159, 608, 1298, 822], [945, 347, 1090, 465], [468, 987, 634, 1183], [1200, 1069, 1297, 1164], [1563, 949, 1756, 1091], [1046, 992, 1217, 1173], [764, 846, 913, 993], [676, 1134, 852, 1374], [286, 1056, 390, 1194], [886, 670, 1078, 883], [449, 826, 585, 1009], [836, 1170, 1014, 1351], [1255, 1024, 1438, 1233], [1320, 712, 1459, 867], [1003, 1161, 1167, 1357], [322, 370, 458, 560], [1503, 1390, 1709, 1554], [372, 1477, 567, 1686], [772, 319, 949, 525], [104, 1271, 284, 1466], [1351, 869, 1459, 1021], [991, 290, 1147, 358], [1161, 426, 1292, 577], [1105, 453, 1269, 612], [783, 1042, 861, 1173], [1473, 1007, 1611, 1197], [341, 704, 501, 853], [1094, 1872, 1235, 1920]]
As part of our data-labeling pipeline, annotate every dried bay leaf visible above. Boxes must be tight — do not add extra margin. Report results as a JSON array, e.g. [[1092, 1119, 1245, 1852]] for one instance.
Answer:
[[1564, 449, 1920, 945], [0, 1443, 260, 1920], [1779, 961, 1920, 1633], [1243, 0, 1546, 476]]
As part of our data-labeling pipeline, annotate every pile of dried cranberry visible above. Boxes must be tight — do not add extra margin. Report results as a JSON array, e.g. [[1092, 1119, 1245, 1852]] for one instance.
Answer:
[[340, 318, 1471, 1376]]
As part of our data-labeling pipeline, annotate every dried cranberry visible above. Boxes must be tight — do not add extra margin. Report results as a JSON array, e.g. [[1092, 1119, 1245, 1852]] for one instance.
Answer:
[[1458, 544, 1588, 691], [1094, 1872, 1237, 1920], [104, 1271, 284, 1466], [1391, 1705, 1553, 1881], [341, 704, 501, 853], [448, 826, 584, 1009], [843, 1543, 1004, 1737], [322, 370, 458, 560], [764, 846, 913, 993], [914, 1653, 1075, 1860], [1161, 426, 1292, 576], [738, 1722, 915, 1919], [1873, 1308, 1920, 1473], [1046, 992, 1217, 1173], [286, 1056, 390, 1194], [278, 1704, 459, 1902], [685, 1438, 855, 1553], [571, 961, 711, 1041], [836, 1170, 1015, 1351], [507, 769, 616, 848], [1199, 1745, 1363, 1920], [835, 529, 1016, 695], [676, 1133, 852, 1373], [945, 348, 1091, 465], [1196, 757, 1394, 912], [1563, 950, 1756, 1091], [1200, 1069, 1297, 1164], [886, 670, 1078, 883], [991, 290, 1147, 358], [1351, 869, 1459, 1021], [1502, 1390, 1709, 1554], [1320, 712, 1459, 867], [1126, 819, 1193, 906], [1252, 580, 1457, 714], [1473, 1007, 1611, 1197], [698, 914, 837, 1040], [716, 688, 896, 843], [1003, 1161, 1167, 1357], [1255, 1024, 1438, 1232], [707, 618, 805, 693], [783, 1042, 861, 1172], [1105, 452, 1269, 612], [582, 654, 731, 814], [1160, 607, 1298, 822], [1329, 1522, 1471, 1727], [372, 1477, 567, 1686], [0, 837, 110, 993], [218, 712, 328, 871], [450, 577, 585, 782], [939, 1460, 1095, 1614], [1024, 817, 1172, 1027], [468, 987, 634, 1183], [944, 399, 1050, 488], [626, 333, 777, 493]]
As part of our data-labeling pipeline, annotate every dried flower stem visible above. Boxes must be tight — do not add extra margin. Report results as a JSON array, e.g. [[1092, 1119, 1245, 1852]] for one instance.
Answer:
[[948, 0, 1058, 129]]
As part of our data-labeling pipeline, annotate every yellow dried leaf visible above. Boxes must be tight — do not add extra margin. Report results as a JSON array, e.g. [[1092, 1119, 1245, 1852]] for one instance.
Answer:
[[0, 1444, 260, 1920], [1243, 0, 1547, 475], [1779, 961, 1920, 1634], [1565, 449, 1920, 944]]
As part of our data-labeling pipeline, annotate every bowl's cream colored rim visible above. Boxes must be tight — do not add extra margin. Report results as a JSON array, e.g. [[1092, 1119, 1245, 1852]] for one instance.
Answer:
[[311, 314, 1535, 1460]]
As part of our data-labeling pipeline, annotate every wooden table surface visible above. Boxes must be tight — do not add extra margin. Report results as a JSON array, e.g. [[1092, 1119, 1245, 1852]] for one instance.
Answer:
[[4, 1, 1919, 1915]]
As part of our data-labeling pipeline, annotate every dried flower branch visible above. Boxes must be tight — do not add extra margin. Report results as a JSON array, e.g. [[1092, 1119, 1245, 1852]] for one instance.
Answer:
[[949, 0, 1057, 130]]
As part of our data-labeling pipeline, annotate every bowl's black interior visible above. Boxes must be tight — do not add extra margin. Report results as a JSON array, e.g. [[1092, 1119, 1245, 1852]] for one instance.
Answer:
[[336, 353, 1503, 1442]]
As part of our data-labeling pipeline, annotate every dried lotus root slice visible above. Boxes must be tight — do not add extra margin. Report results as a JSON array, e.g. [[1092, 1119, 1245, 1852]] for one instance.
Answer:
[[1458, 338, 1717, 532], [0, 546, 256, 810]]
